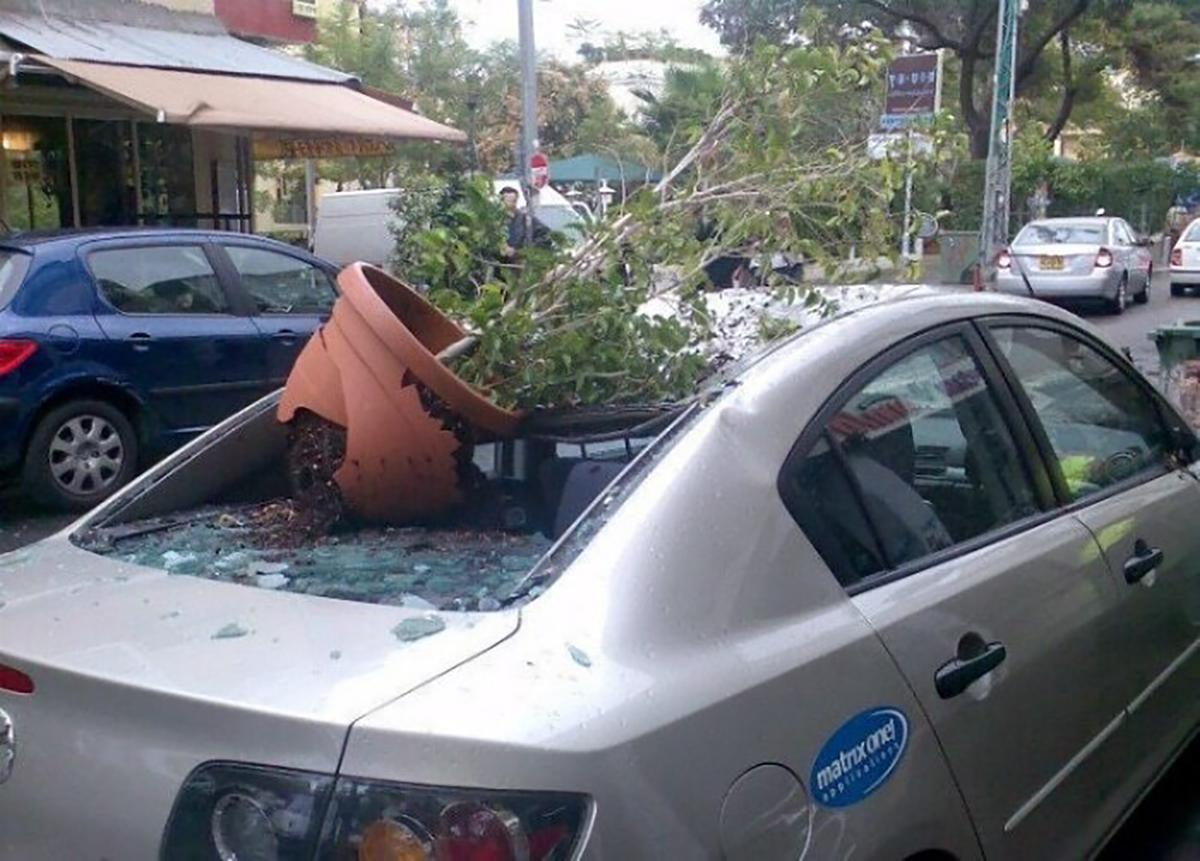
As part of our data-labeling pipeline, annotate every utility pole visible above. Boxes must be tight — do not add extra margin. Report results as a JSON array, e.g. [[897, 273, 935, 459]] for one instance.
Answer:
[[979, 0, 1023, 287], [517, 0, 538, 222]]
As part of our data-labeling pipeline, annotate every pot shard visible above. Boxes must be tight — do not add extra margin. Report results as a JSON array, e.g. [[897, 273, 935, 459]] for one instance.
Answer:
[[278, 263, 520, 524]]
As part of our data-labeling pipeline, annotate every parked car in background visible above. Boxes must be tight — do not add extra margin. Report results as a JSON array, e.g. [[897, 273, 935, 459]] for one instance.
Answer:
[[2, 293, 1198, 859], [996, 216, 1154, 313], [0, 229, 339, 511], [1170, 218, 1200, 296], [314, 183, 590, 271]]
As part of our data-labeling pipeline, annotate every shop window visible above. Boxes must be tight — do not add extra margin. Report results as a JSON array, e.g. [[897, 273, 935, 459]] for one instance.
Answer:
[[74, 120, 136, 227], [2, 116, 73, 231], [138, 125, 198, 226]]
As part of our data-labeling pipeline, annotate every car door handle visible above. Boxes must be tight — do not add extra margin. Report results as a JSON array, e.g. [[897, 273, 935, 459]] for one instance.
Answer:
[[272, 329, 299, 343], [127, 332, 152, 351], [1124, 539, 1164, 585], [935, 642, 1007, 700]]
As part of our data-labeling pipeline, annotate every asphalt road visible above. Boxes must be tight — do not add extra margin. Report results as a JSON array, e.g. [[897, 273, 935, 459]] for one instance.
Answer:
[[1088, 268, 1197, 381], [0, 273, 1197, 855]]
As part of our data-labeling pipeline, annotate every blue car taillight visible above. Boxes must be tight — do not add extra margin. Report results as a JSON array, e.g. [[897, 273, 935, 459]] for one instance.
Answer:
[[161, 763, 589, 861]]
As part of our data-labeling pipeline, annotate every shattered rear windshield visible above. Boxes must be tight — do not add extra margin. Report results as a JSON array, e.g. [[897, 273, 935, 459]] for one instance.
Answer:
[[85, 502, 552, 612], [77, 402, 702, 612]]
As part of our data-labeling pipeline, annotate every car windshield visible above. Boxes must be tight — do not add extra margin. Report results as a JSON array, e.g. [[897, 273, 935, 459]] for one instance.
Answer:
[[1185, 222, 1200, 243], [0, 250, 31, 309], [1015, 223, 1105, 246], [77, 399, 703, 611]]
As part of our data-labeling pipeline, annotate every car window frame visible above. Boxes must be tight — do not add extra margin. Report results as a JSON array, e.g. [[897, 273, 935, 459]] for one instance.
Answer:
[[82, 238, 243, 318], [212, 240, 339, 318], [975, 314, 1196, 515], [0, 247, 32, 310], [778, 320, 1058, 595]]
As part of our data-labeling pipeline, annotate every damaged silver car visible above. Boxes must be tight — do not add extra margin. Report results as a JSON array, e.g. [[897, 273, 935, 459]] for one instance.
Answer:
[[1, 293, 1199, 860]]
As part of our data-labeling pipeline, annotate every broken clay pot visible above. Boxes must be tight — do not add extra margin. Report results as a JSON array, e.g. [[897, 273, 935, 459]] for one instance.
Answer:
[[278, 263, 520, 524]]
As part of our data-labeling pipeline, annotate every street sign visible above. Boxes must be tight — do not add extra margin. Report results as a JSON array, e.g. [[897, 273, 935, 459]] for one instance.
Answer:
[[881, 53, 942, 129], [530, 151, 550, 190]]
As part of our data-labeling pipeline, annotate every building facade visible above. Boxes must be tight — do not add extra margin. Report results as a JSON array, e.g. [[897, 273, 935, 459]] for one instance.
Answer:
[[0, 0, 458, 237]]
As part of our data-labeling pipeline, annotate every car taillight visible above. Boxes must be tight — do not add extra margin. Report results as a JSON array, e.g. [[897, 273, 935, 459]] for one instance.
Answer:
[[161, 763, 589, 861], [0, 664, 34, 695], [325, 777, 587, 861], [1095, 248, 1114, 268], [996, 249, 1012, 270], [1172, 248, 1184, 267], [0, 340, 36, 376]]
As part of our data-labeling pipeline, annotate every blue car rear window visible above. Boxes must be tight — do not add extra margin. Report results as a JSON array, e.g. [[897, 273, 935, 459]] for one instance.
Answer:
[[0, 250, 31, 309]]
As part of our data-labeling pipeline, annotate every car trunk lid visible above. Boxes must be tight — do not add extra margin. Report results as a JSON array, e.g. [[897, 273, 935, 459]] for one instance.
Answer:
[[1013, 243, 1101, 275], [0, 536, 517, 858]]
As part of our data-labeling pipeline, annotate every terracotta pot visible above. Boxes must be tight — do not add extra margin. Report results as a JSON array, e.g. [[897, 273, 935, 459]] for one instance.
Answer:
[[278, 263, 521, 524]]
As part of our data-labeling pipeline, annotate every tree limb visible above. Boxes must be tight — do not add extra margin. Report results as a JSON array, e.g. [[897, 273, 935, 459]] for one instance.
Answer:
[[858, 0, 964, 52], [1016, 0, 1092, 89], [1043, 27, 1078, 142]]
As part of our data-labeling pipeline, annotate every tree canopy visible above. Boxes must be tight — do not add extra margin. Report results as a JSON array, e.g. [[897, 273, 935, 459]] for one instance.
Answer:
[[699, 0, 1200, 157]]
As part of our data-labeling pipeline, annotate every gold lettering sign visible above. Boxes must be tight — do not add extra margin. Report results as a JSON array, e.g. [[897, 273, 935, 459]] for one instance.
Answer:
[[253, 137, 396, 160]]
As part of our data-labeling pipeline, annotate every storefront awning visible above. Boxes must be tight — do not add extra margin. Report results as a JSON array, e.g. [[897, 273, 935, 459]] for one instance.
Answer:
[[38, 57, 467, 144]]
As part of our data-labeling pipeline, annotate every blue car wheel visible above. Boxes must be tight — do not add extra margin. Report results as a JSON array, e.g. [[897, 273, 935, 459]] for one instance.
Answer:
[[22, 399, 139, 511]]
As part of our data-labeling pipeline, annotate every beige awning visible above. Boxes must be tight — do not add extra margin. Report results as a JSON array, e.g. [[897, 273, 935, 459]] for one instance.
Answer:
[[39, 57, 467, 143]]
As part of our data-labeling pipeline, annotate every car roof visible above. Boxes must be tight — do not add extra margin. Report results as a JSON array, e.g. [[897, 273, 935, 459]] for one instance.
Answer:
[[1025, 217, 1111, 227], [0, 227, 309, 252], [736, 289, 1096, 385]]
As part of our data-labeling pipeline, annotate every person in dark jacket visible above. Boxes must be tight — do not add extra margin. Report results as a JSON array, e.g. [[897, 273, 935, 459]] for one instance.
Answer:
[[500, 186, 551, 262]]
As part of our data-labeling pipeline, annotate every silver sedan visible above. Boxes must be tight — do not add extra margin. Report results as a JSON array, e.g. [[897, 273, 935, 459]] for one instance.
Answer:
[[1, 293, 1198, 860], [997, 216, 1155, 313]]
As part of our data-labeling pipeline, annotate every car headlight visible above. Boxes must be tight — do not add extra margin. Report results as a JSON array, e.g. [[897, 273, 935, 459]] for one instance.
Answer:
[[161, 762, 589, 861]]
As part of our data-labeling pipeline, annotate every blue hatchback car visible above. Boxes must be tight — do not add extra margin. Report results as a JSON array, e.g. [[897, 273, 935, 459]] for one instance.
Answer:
[[0, 229, 340, 511]]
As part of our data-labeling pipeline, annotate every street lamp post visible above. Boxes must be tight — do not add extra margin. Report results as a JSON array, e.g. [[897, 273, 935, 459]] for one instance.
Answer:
[[517, 0, 538, 224], [980, 0, 1024, 287]]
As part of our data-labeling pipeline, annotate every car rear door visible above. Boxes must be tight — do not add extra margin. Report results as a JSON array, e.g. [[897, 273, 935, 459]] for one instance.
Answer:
[[87, 240, 268, 440], [984, 319, 1200, 795], [792, 323, 1140, 859], [215, 242, 337, 388]]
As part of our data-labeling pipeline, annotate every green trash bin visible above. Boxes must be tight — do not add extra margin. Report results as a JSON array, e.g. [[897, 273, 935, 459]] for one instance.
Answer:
[[1150, 321, 1200, 425]]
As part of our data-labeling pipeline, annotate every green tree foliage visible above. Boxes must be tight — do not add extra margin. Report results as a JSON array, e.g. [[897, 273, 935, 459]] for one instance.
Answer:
[[396, 39, 903, 411], [698, 0, 1200, 158], [635, 62, 729, 165]]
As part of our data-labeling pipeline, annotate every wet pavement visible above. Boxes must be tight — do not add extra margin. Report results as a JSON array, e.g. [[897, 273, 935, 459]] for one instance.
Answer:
[[0, 493, 73, 553]]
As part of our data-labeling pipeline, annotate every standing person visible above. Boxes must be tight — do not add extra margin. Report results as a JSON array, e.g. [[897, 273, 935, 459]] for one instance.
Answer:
[[1166, 197, 1190, 264], [499, 186, 550, 265]]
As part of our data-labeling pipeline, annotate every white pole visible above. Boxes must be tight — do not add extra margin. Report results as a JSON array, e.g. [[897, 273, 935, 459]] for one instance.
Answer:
[[902, 130, 914, 260], [517, 0, 538, 222]]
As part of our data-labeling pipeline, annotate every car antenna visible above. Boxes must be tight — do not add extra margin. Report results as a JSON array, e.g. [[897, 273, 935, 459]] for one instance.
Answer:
[[1009, 249, 1037, 298]]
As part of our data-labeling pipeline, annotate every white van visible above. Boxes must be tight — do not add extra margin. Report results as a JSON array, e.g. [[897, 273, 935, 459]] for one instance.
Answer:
[[312, 188, 399, 269], [313, 182, 589, 270]]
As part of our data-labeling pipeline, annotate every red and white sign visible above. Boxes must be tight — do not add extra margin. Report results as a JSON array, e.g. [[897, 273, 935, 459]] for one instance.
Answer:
[[530, 152, 550, 189]]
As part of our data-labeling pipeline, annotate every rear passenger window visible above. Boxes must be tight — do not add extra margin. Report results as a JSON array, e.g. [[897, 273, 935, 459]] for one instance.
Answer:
[[91, 246, 227, 314], [226, 246, 336, 314], [992, 326, 1170, 500], [782, 336, 1041, 587]]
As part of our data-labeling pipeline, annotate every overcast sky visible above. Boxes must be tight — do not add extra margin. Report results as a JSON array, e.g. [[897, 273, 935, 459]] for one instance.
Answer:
[[446, 0, 724, 60]]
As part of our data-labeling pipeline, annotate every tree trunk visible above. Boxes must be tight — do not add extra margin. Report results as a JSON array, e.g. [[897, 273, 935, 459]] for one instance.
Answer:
[[960, 52, 990, 159]]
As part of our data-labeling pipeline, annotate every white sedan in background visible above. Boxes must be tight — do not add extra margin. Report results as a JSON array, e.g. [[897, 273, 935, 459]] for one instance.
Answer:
[[1170, 218, 1200, 296], [997, 216, 1154, 313]]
